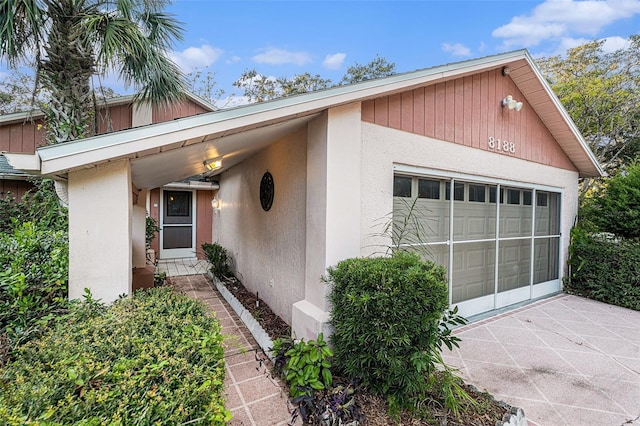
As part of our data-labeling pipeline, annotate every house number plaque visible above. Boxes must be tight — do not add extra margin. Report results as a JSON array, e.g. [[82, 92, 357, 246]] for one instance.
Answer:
[[488, 136, 516, 154]]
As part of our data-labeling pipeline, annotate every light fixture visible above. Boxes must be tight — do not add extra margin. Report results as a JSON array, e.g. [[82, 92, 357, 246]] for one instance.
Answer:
[[203, 159, 222, 171], [501, 95, 523, 112], [211, 196, 219, 209], [502, 66, 511, 76]]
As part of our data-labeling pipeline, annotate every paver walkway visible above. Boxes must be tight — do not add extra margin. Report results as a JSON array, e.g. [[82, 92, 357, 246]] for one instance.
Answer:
[[444, 294, 640, 426], [168, 272, 295, 426]]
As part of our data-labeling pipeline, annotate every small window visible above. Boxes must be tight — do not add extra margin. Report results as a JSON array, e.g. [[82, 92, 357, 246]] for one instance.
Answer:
[[393, 176, 412, 198], [469, 184, 486, 202], [537, 192, 548, 207], [445, 182, 464, 201], [489, 186, 497, 203], [523, 190, 532, 206], [418, 179, 440, 199], [507, 189, 520, 205]]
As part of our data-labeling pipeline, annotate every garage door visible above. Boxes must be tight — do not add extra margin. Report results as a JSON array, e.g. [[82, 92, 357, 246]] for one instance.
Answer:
[[393, 175, 561, 318]]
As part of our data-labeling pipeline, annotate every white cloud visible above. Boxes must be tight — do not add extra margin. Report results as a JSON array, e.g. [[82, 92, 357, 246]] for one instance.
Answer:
[[252, 47, 312, 66], [548, 35, 631, 56], [322, 53, 346, 70], [441, 42, 472, 57], [225, 55, 241, 65], [601, 35, 632, 52], [170, 44, 223, 73], [493, 0, 640, 48]]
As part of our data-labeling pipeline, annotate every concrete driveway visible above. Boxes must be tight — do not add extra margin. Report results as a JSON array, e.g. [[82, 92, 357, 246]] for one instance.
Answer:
[[444, 294, 640, 426]]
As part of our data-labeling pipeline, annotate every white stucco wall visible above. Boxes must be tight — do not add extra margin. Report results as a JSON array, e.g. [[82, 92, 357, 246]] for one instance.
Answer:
[[217, 127, 308, 325], [68, 159, 133, 303], [360, 122, 579, 277]]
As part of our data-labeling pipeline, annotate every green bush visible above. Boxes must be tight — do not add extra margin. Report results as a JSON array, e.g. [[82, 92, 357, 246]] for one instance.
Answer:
[[201, 242, 233, 279], [581, 161, 640, 239], [0, 221, 68, 353], [566, 228, 640, 310], [0, 179, 68, 234], [0, 287, 230, 425], [327, 252, 450, 404]]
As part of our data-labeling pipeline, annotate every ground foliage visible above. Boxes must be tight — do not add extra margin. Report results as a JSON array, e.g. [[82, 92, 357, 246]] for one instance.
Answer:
[[0, 287, 230, 425]]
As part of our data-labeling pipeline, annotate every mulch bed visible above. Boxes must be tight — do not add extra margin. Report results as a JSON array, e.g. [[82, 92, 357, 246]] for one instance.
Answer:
[[215, 275, 511, 425]]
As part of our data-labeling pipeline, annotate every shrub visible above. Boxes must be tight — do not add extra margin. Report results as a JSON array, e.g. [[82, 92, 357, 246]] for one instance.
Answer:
[[0, 179, 68, 234], [0, 221, 68, 358], [580, 161, 640, 239], [202, 242, 233, 279], [0, 287, 230, 425], [566, 228, 640, 310], [327, 252, 450, 405]]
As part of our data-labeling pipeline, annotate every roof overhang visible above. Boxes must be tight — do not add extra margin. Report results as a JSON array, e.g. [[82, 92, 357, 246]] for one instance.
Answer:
[[7, 49, 603, 188]]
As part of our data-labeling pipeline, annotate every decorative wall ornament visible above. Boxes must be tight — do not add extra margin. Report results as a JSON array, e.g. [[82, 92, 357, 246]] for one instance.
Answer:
[[260, 171, 274, 211]]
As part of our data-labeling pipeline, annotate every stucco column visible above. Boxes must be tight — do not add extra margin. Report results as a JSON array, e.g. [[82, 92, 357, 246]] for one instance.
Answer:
[[132, 205, 146, 268], [293, 103, 362, 340], [68, 159, 133, 303]]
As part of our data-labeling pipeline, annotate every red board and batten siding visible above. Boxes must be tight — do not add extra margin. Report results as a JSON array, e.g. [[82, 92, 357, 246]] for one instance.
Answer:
[[361, 70, 577, 172], [152, 102, 209, 124], [0, 120, 46, 154]]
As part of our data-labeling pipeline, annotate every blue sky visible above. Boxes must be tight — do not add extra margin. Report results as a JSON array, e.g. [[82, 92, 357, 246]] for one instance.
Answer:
[[163, 0, 640, 104], [3, 0, 640, 106]]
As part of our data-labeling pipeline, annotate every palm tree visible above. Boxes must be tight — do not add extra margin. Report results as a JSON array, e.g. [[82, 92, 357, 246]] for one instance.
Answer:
[[0, 0, 186, 144]]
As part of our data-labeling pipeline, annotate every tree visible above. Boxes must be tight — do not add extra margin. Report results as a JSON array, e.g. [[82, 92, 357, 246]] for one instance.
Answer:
[[232, 55, 396, 103], [0, 71, 36, 114], [0, 0, 186, 144], [340, 54, 396, 85], [537, 38, 640, 187], [186, 66, 226, 107]]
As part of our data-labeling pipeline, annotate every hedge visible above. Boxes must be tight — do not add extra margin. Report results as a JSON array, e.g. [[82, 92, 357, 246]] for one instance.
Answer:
[[566, 228, 640, 311], [0, 287, 230, 425], [327, 252, 450, 404]]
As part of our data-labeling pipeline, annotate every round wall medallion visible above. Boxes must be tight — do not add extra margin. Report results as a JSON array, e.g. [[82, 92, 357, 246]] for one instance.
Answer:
[[259, 172, 274, 211]]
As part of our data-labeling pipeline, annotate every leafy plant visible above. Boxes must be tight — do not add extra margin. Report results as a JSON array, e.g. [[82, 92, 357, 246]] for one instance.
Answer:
[[272, 333, 333, 398], [201, 242, 233, 279], [0, 287, 230, 424], [145, 214, 160, 249]]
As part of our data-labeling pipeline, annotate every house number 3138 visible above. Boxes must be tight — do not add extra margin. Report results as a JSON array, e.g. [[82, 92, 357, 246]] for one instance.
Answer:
[[488, 137, 516, 154]]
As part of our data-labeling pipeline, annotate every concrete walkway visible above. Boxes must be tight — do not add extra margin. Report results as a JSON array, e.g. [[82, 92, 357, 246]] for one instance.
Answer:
[[167, 272, 294, 426], [444, 294, 640, 426]]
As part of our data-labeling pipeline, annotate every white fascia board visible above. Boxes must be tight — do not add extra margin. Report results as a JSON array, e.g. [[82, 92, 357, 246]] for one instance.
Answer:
[[3, 153, 41, 173], [164, 181, 220, 190], [524, 54, 604, 177], [37, 50, 531, 175]]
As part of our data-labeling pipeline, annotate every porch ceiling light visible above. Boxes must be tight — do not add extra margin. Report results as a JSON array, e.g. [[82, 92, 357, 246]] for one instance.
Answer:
[[203, 159, 222, 171], [501, 95, 523, 112]]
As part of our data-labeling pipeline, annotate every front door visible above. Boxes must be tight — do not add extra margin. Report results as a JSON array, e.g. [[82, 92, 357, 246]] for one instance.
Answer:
[[160, 189, 196, 259]]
